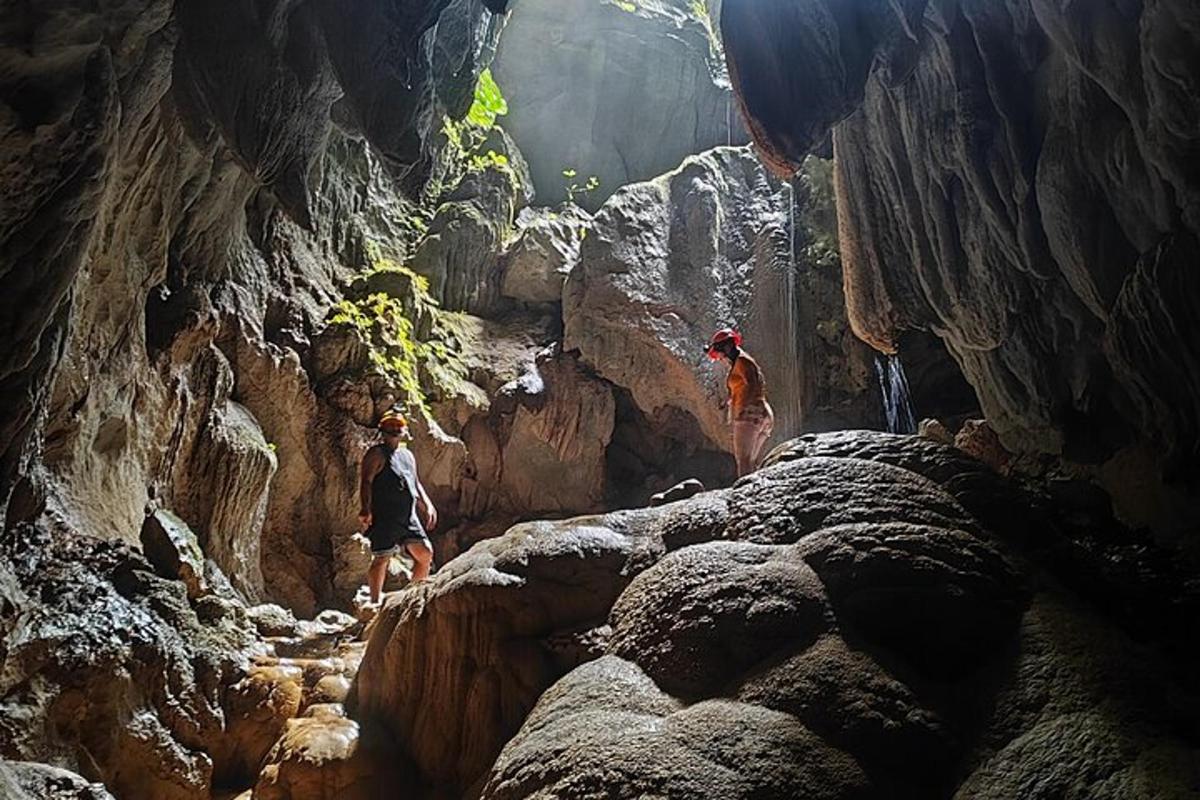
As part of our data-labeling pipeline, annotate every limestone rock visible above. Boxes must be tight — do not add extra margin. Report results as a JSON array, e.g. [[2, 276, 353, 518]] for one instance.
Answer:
[[501, 204, 592, 304], [246, 604, 301, 639], [648, 477, 706, 506], [721, 0, 1200, 533], [955, 419, 1012, 475], [918, 418, 955, 446], [0, 760, 116, 800], [140, 509, 208, 599], [491, 0, 747, 209], [410, 159, 523, 315], [254, 704, 391, 800], [0, 521, 260, 799], [565, 147, 877, 459], [353, 431, 1197, 798]]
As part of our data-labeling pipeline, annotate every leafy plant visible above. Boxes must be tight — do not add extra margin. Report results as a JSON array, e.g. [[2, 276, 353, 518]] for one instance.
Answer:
[[327, 258, 470, 420], [562, 169, 600, 205], [466, 68, 508, 128]]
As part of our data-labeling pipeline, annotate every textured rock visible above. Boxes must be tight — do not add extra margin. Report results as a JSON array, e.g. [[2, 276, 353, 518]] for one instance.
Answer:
[[501, 204, 592, 304], [140, 509, 209, 599], [410, 158, 525, 314], [348, 497, 731, 795], [0, 521, 261, 799], [491, 0, 747, 209], [565, 147, 878, 459], [253, 704, 390, 800], [473, 431, 1195, 798], [722, 0, 1200, 531], [0, 760, 116, 800]]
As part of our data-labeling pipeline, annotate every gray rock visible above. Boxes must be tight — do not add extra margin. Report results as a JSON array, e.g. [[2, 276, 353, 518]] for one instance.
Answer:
[[501, 204, 592, 304], [564, 147, 877, 457], [0, 760, 115, 800], [139, 509, 208, 599], [491, 0, 748, 209], [722, 0, 1200, 535], [648, 477, 705, 506]]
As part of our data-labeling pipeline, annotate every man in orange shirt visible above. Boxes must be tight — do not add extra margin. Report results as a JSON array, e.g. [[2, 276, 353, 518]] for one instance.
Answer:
[[705, 328, 775, 477]]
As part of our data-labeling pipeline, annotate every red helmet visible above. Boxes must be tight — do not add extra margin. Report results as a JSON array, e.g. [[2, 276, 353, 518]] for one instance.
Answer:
[[704, 328, 742, 360]]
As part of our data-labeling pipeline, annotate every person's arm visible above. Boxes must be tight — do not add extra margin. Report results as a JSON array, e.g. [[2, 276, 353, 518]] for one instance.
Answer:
[[409, 451, 437, 531], [359, 447, 385, 530], [415, 477, 437, 532]]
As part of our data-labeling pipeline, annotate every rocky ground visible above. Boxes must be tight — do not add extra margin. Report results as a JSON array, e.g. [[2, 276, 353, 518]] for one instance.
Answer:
[[350, 430, 1200, 800]]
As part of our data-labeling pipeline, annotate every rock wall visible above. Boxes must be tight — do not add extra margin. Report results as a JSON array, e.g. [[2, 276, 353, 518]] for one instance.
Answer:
[[721, 0, 1200, 536], [491, 0, 748, 209], [564, 146, 879, 464]]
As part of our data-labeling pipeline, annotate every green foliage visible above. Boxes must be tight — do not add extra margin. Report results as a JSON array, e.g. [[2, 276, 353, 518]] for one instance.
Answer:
[[562, 169, 600, 205], [466, 68, 508, 128], [611, 0, 637, 11], [327, 259, 469, 419]]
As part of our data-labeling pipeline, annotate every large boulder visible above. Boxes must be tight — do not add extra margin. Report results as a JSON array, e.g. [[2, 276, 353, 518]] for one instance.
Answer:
[[349, 431, 1199, 798], [501, 204, 592, 304], [564, 147, 877, 457], [0, 521, 263, 799], [491, 0, 748, 209]]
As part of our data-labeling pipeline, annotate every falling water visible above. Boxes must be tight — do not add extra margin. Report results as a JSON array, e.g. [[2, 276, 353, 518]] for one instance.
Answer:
[[726, 93, 732, 147], [875, 353, 917, 434], [770, 178, 804, 441]]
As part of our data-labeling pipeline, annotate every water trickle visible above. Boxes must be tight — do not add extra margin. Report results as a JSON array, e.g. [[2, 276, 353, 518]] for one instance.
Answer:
[[770, 178, 804, 441], [875, 353, 917, 434], [726, 93, 732, 147]]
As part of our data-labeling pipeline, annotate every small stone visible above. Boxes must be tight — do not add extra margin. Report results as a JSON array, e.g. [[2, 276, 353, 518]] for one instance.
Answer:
[[649, 478, 707, 506], [139, 509, 208, 599]]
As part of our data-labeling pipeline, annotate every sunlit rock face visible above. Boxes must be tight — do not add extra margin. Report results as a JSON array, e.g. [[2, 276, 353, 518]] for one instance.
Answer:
[[351, 431, 1200, 798], [490, 0, 748, 210], [564, 146, 879, 465], [721, 0, 1200, 533]]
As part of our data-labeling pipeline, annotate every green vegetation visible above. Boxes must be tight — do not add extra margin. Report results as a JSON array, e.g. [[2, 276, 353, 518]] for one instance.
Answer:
[[328, 255, 469, 420], [562, 168, 600, 205]]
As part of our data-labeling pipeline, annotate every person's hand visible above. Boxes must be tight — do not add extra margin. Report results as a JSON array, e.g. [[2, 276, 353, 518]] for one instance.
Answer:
[[358, 512, 372, 531], [422, 503, 438, 533]]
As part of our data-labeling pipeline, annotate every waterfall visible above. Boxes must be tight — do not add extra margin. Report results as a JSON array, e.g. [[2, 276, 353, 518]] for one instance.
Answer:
[[875, 353, 917, 434], [726, 93, 732, 147]]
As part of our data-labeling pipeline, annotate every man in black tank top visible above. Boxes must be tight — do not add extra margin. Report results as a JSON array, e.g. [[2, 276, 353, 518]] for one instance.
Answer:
[[358, 409, 437, 605]]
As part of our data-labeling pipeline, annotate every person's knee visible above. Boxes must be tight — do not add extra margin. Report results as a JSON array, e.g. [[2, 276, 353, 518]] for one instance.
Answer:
[[408, 542, 433, 565]]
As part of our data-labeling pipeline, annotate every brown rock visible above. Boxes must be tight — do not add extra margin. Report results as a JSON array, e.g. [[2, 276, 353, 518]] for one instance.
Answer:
[[254, 704, 391, 800], [140, 509, 208, 599], [955, 419, 1013, 474]]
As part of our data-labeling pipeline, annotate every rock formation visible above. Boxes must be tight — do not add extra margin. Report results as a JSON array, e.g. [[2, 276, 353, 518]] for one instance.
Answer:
[[721, 0, 1200, 535], [490, 0, 748, 209], [351, 431, 1200, 798], [565, 146, 879, 463]]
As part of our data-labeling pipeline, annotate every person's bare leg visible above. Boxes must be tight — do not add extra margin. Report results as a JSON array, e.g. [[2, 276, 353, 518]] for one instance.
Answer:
[[749, 410, 775, 471], [406, 540, 434, 582], [732, 421, 757, 477], [367, 555, 389, 604]]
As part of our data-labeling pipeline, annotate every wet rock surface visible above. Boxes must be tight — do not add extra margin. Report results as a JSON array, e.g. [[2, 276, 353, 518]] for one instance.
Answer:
[[352, 431, 1200, 798]]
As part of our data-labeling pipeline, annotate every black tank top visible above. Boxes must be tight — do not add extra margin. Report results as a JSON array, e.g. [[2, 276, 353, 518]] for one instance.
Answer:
[[370, 445, 418, 528]]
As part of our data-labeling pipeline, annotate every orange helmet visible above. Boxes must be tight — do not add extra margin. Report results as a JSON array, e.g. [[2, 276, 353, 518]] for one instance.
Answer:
[[704, 328, 742, 360], [377, 408, 408, 434]]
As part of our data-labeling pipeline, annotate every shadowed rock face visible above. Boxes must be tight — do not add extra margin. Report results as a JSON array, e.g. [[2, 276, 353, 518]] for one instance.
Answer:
[[721, 0, 1200, 530], [349, 431, 1199, 798], [0, 0, 508, 532]]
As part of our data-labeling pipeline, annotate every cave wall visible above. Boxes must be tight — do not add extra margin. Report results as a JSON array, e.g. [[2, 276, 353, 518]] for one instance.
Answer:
[[722, 0, 1200, 537], [0, 0, 508, 601]]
